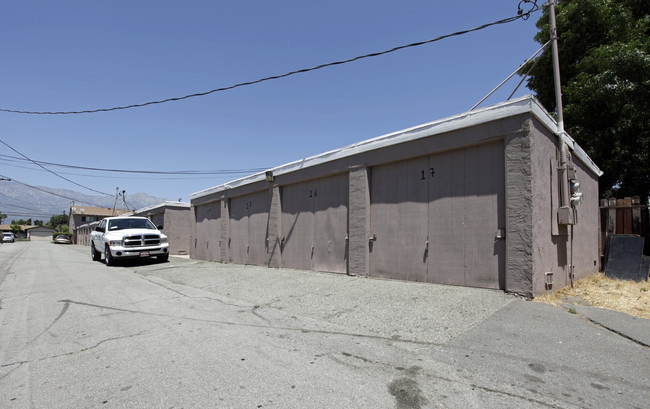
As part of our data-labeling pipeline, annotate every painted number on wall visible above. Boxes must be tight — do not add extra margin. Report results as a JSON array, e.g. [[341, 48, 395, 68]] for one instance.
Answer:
[[245, 201, 253, 209], [420, 168, 436, 180], [309, 188, 318, 198]]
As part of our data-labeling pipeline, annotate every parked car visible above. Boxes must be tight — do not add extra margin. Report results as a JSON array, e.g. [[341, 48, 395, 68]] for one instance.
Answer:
[[2, 232, 15, 243], [90, 216, 169, 266], [54, 234, 72, 244]]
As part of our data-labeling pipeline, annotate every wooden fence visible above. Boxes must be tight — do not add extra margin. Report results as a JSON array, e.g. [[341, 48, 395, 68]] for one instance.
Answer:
[[600, 196, 650, 257]]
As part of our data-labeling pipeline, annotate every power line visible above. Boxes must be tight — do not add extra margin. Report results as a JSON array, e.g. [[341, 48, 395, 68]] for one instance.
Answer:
[[0, 191, 61, 212], [0, 161, 247, 180], [0, 190, 44, 206], [0, 138, 113, 196], [0, 153, 267, 175], [0, 176, 105, 207], [0, 202, 42, 212], [0, 3, 541, 116], [2, 212, 54, 218]]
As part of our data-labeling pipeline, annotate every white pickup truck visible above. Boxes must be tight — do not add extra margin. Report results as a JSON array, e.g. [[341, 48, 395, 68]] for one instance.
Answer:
[[90, 216, 169, 266]]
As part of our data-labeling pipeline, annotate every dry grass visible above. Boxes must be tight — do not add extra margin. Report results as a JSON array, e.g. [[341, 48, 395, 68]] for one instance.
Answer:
[[534, 273, 650, 319]]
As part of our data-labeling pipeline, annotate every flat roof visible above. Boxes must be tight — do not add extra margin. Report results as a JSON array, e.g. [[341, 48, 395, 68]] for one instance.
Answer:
[[133, 201, 191, 214], [70, 206, 129, 216], [191, 95, 602, 200]]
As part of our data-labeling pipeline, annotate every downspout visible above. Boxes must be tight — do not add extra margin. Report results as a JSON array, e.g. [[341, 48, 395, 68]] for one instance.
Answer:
[[549, 0, 574, 287]]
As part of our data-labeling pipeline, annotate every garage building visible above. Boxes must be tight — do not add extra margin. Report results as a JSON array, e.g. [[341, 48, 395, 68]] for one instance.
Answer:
[[131, 201, 191, 256], [25, 225, 57, 241], [190, 96, 602, 296]]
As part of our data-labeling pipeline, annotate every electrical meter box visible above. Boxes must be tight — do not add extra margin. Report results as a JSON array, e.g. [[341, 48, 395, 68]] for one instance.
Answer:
[[558, 206, 576, 225]]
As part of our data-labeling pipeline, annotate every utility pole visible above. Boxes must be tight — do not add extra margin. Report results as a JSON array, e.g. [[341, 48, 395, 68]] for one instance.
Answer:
[[0, 178, 10, 225], [548, 0, 577, 287], [549, 0, 564, 133], [549, 0, 570, 212], [112, 187, 120, 216]]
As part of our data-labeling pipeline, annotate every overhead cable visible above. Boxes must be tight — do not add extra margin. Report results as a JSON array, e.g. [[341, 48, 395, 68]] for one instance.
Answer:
[[2, 212, 54, 218], [0, 190, 41, 206], [469, 39, 551, 111], [0, 163, 246, 180], [0, 176, 105, 207], [507, 49, 545, 101], [0, 139, 113, 196], [0, 202, 42, 211], [0, 3, 541, 115], [0, 153, 267, 175]]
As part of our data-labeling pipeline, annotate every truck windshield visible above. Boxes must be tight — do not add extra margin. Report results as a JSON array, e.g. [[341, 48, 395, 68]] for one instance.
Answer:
[[107, 219, 156, 231]]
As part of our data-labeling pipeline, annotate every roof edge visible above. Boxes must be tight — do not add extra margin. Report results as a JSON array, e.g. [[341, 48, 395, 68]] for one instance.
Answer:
[[134, 201, 191, 214], [190, 95, 602, 200]]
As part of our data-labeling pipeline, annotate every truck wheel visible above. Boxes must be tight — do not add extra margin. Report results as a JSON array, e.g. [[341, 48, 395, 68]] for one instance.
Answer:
[[157, 253, 169, 263], [91, 243, 101, 261], [105, 245, 114, 266]]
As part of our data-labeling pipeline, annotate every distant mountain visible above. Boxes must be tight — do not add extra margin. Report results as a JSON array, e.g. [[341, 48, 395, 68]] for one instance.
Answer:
[[0, 183, 166, 223]]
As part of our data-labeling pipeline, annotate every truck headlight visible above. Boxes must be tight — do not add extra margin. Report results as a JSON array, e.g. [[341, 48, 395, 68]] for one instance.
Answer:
[[109, 239, 122, 246], [160, 237, 168, 244]]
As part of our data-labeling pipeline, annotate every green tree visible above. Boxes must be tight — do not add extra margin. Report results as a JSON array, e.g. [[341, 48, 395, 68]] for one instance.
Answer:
[[524, 0, 649, 199], [10, 222, 22, 235], [47, 213, 69, 232], [11, 218, 31, 225], [0, 212, 6, 224], [34, 220, 44, 226]]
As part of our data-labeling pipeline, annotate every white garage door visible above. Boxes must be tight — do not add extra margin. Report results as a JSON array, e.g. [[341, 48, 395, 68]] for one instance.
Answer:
[[30, 231, 53, 241]]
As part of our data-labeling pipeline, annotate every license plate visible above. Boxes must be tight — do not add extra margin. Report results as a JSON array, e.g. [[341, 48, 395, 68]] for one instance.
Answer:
[[140, 252, 150, 257]]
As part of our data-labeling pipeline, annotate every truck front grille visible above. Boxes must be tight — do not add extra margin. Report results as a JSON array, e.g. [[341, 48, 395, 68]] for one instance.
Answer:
[[123, 234, 161, 247]]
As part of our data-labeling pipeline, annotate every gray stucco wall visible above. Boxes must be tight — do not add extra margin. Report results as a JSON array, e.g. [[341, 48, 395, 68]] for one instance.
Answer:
[[569, 157, 600, 279], [348, 166, 370, 277], [268, 186, 282, 268], [504, 118, 534, 295], [529, 119, 600, 294], [530, 120, 566, 293]]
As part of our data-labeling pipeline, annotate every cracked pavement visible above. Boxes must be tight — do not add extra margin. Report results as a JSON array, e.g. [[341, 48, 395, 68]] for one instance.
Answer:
[[1, 241, 648, 408]]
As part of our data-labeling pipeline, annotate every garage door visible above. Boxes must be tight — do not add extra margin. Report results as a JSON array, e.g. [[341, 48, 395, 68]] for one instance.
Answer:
[[281, 174, 348, 273], [194, 202, 221, 262], [369, 141, 505, 289], [368, 156, 429, 282], [30, 231, 52, 241], [229, 190, 271, 266]]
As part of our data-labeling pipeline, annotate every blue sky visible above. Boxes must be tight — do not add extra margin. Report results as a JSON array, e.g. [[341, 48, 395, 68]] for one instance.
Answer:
[[1, 1, 543, 205]]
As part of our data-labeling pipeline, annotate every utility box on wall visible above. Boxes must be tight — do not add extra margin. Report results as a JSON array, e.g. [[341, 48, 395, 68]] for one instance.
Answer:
[[558, 206, 575, 225]]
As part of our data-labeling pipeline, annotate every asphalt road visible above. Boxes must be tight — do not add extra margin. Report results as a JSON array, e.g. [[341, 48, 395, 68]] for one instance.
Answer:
[[0, 241, 648, 408]]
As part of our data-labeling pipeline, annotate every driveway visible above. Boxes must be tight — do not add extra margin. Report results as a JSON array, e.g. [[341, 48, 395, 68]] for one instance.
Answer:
[[1, 242, 648, 408]]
